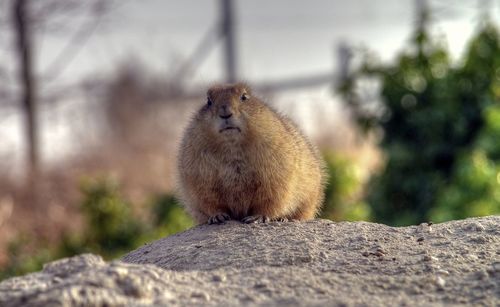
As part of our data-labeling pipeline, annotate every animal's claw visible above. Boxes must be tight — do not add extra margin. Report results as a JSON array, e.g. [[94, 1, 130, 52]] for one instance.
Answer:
[[208, 213, 231, 224]]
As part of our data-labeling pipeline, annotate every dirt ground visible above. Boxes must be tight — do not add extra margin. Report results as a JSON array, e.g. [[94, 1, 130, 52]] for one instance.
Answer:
[[1, 216, 499, 306]]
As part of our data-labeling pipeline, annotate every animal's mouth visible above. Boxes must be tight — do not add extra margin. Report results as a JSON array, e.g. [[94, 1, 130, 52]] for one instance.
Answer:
[[219, 126, 241, 133]]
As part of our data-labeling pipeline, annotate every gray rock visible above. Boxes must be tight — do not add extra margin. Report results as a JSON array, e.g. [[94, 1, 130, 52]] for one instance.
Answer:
[[1, 216, 499, 306]]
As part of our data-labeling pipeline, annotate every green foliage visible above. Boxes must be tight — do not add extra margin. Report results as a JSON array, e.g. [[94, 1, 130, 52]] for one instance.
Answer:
[[321, 153, 371, 221], [149, 194, 195, 238], [0, 237, 54, 280], [342, 15, 500, 225], [0, 177, 193, 280], [77, 178, 146, 256], [431, 105, 500, 222]]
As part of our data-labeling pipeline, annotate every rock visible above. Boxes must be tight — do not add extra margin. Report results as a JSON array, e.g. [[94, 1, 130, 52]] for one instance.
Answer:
[[1, 216, 499, 306], [465, 221, 485, 232], [0, 255, 176, 306], [423, 255, 438, 262], [435, 276, 446, 289]]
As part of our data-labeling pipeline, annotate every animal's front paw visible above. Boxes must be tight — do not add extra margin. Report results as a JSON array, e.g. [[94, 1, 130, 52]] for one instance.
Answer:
[[272, 217, 289, 222], [208, 213, 231, 224], [241, 215, 271, 224]]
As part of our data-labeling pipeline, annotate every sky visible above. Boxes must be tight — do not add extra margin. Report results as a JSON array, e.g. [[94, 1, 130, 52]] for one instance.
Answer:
[[32, 0, 495, 84], [0, 0, 499, 173]]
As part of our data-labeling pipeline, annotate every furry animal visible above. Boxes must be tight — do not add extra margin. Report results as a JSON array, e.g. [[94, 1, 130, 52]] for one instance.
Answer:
[[177, 83, 326, 224]]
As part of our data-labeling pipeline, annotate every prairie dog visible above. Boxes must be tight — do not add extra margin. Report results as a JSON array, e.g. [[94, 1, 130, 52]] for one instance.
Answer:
[[177, 83, 326, 224]]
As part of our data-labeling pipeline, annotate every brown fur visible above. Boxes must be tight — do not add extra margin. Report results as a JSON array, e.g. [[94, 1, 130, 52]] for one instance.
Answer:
[[177, 83, 326, 224]]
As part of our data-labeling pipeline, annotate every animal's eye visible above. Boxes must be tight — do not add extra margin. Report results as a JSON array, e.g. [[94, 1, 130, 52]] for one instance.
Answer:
[[207, 97, 212, 106], [240, 93, 250, 102]]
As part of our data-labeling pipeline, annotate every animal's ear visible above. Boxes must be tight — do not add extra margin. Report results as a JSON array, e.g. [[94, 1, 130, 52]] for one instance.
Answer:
[[235, 82, 251, 94]]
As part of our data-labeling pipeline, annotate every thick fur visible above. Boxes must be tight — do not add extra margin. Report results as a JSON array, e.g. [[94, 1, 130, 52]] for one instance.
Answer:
[[177, 83, 326, 224]]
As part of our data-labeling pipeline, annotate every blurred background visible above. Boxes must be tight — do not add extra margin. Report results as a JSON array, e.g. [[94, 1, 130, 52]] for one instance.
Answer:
[[0, 0, 499, 279]]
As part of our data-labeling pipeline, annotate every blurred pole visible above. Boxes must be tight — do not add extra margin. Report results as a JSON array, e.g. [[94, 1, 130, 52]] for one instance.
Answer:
[[414, 0, 429, 59], [477, 0, 492, 19], [337, 42, 352, 85], [415, 0, 428, 30], [220, 0, 238, 83], [12, 0, 39, 180]]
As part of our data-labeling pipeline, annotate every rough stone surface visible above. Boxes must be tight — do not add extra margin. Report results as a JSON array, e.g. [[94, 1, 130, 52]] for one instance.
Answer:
[[1, 216, 499, 306]]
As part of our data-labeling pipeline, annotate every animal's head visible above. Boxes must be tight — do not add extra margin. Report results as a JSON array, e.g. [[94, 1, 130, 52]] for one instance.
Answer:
[[197, 83, 257, 141]]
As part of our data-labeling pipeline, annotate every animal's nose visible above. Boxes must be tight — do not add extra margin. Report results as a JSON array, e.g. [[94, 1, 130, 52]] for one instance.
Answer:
[[220, 113, 232, 119], [219, 105, 233, 119]]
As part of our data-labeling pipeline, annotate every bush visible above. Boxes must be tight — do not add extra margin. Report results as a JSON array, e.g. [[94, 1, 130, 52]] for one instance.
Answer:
[[321, 153, 371, 221], [341, 10, 500, 225], [431, 105, 500, 222], [0, 177, 194, 280]]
